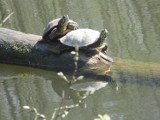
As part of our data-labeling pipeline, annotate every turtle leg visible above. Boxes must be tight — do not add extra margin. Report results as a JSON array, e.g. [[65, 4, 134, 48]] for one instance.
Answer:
[[82, 43, 108, 55], [99, 69, 111, 75], [96, 43, 108, 53]]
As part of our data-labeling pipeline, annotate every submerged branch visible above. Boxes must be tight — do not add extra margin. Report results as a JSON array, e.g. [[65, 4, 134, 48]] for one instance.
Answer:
[[0, 12, 14, 26]]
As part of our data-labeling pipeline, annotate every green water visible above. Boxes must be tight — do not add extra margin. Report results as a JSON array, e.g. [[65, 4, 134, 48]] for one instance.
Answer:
[[0, 0, 160, 120]]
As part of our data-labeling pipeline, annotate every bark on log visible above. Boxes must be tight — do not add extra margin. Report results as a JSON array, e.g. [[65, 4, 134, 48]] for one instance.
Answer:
[[0, 28, 112, 76]]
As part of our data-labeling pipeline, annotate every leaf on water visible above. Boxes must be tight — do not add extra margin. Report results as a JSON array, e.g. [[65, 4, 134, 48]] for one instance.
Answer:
[[23, 105, 31, 110], [39, 114, 46, 119], [94, 114, 111, 120]]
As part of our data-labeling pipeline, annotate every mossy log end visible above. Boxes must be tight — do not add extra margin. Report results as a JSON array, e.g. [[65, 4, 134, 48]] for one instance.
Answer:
[[0, 28, 112, 75]]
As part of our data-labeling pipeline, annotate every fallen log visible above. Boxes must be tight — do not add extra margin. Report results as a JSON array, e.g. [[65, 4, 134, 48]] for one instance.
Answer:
[[0, 28, 112, 76]]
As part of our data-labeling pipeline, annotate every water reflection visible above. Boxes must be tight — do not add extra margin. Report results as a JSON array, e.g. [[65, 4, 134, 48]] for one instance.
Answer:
[[51, 76, 111, 107], [0, 62, 160, 120], [0, 64, 114, 119]]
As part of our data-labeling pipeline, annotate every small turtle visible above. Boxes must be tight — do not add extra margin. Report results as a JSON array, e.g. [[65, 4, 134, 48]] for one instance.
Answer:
[[41, 15, 78, 42], [58, 28, 109, 53]]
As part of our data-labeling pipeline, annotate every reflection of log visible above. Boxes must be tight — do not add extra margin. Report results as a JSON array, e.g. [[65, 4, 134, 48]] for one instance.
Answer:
[[0, 28, 112, 75]]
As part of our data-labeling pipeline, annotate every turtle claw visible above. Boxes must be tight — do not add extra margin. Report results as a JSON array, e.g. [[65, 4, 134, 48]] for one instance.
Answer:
[[105, 69, 111, 74]]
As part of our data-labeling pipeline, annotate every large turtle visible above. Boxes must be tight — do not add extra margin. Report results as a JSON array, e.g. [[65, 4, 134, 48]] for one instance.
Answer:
[[41, 15, 78, 42], [57, 28, 109, 53]]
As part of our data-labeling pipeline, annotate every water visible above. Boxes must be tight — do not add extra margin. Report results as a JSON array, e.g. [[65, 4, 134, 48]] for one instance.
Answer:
[[0, 0, 160, 120]]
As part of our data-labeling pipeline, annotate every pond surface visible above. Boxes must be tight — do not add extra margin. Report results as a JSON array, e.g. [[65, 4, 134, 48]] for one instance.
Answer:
[[0, 0, 160, 120]]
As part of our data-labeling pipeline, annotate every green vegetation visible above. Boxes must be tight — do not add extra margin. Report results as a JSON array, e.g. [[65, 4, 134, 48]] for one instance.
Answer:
[[9, 42, 32, 54], [0, 41, 33, 61], [57, 46, 84, 84], [23, 105, 110, 120]]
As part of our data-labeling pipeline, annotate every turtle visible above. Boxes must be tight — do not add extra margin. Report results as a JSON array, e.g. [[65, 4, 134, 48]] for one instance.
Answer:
[[57, 28, 109, 53], [41, 15, 78, 42]]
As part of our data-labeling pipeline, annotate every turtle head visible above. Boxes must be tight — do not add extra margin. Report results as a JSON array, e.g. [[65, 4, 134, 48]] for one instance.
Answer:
[[96, 29, 108, 47], [99, 29, 108, 40], [58, 15, 69, 32]]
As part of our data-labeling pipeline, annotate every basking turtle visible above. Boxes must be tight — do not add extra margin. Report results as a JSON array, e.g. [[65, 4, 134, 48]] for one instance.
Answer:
[[41, 15, 78, 42], [58, 28, 109, 53]]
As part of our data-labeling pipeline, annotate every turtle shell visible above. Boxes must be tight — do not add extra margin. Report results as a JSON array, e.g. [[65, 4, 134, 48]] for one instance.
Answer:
[[42, 18, 78, 38], [59, 29, 100, 47], [42, 18, 60, 37]]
